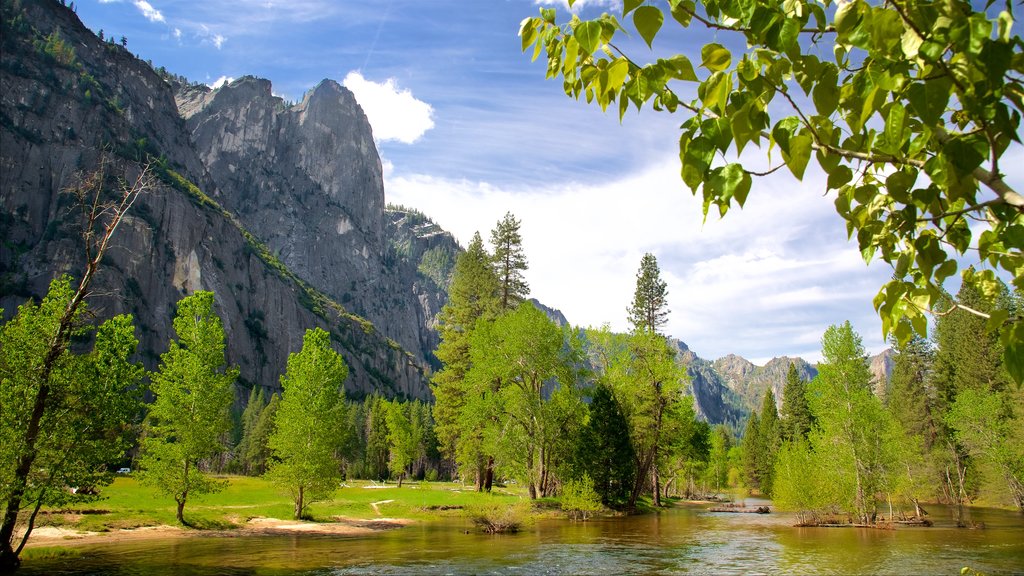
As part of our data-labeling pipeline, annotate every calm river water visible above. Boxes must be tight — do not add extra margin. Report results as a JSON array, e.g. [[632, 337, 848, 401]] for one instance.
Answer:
[[20, 502, 1024, 575]]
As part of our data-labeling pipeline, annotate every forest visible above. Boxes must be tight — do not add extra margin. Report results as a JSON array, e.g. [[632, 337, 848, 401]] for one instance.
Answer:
[[5, 202, 1022, 567]]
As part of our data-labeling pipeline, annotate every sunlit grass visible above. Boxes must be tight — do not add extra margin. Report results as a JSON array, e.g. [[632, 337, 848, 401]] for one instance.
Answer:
[[42, 476, 530, 533]]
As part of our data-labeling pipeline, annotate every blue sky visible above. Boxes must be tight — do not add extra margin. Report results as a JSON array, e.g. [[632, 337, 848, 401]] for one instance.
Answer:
[[75, 0, 907, 363]]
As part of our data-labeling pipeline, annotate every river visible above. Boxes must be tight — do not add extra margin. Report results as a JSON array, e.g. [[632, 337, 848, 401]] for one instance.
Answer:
[[19, 502, 1024, 575]]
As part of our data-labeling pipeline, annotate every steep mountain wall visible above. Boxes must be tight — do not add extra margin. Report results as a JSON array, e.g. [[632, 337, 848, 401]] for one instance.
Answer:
[[0, 0, 431, 399], [176, 78, 458, 370]]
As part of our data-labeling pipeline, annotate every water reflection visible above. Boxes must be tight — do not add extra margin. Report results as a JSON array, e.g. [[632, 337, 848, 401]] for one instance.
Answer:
[[21, 504, 1024, 575]]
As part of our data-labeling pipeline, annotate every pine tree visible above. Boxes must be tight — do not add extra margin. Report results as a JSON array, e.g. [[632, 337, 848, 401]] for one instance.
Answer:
[[740, 411, 761, 492], [574, 383, 636, 506], [757, 388, 781, 497], [627, 253, 669, 334], [431, 232, 499, 489], [780, 364, 814, 442], [489, 212, 530, 311]]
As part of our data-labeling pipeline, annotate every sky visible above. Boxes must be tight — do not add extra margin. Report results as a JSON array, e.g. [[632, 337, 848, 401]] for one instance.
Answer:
[[74, 0, 916, 364]]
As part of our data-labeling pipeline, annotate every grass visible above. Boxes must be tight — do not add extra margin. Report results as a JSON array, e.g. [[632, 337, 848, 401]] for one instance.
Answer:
[[38, 476, 530, 534]]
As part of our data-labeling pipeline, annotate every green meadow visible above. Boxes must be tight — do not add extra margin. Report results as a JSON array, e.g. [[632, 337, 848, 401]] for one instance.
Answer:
[[36, 476, 528, 534]]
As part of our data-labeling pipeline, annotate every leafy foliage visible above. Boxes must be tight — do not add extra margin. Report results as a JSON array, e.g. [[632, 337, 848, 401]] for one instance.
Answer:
[[521, 0, 1024, 384], [0, 278, 142, 559], [266, 328, 348, 519], [139, 291, 238, 525]]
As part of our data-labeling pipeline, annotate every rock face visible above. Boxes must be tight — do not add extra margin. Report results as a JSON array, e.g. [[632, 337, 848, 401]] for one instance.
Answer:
[[176, 77, 457, 370], [0, 0, 437, 399]]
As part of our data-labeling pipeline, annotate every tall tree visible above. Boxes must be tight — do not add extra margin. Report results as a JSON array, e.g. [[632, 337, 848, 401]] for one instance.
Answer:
[[572, 383, 636, 506], [740, 411, 762, 493], [465, 302, 584, 499], [384, 401, 415, 487], [139, 291, 238, 525], [0, 283, 142, 565], [757, 388, 781, 497], [780, 363, 813, 442], [521, 1, 1024, 385], [431, 232, 499, 489], [703, 425, 733, 496], [808, 322, 905, 524], [266, 328, 348, 519], [627, 253, 669, 334], [618, 330, 689, 508], [235, 387, 266, 475], [0, 157, 151, 570], [885, 334, 937, 518], [490, 212, 530, 311]]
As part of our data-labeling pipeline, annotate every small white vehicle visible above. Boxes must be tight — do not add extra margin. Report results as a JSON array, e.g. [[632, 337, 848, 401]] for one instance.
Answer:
[[116, 467, 131, 474]]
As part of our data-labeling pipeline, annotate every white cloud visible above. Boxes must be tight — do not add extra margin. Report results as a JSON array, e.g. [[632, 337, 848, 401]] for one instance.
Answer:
[[134, 0, 165, 23], [208, 75, 234, 89], [173, 28, 182, 40], [342, 71, 434, 144], [385, 155, 893, 364]]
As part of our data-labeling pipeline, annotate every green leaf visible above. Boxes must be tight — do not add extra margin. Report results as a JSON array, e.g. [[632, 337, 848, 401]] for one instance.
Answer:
[[827, 166, 854, 190], [634, 6, 664, 49], [670, 0, 695, 27], [680, 135, 715, 191], [624, 0, 644, 16], [707, 163, 752, 207], [906, 77, 951, 126], [701, 43, 732, 72], [541, 7, 557, 24], [520, 18, 538, 53], [812, 65, 839, 116], [575, 20, 603, 55], [784, 134, 813, 180], [606, 58, 629, 95], [666, 54, 698, 81]]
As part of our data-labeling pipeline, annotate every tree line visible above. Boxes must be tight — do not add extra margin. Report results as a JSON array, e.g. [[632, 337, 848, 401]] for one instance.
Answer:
[[732, 281, 1023, 526]]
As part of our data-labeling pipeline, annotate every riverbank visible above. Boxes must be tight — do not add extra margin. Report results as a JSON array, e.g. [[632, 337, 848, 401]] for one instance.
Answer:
[[21, 515, 415, 550], [15, 475, 522, 550]]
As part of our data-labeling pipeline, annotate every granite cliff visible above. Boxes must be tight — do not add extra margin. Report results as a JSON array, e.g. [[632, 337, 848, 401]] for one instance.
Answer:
[[0, 0, 456, 399]]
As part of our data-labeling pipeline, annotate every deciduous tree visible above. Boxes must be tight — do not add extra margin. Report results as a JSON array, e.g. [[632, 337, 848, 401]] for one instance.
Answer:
[[139, 291, 238, 525], [266, 328, 348, 519]]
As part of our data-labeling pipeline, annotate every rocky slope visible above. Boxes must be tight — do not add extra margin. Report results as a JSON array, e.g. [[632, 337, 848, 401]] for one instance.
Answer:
[[0, 0, 438, 399]]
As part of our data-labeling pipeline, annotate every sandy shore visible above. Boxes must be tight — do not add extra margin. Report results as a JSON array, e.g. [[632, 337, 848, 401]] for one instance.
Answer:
[[22, 516, 413, 548]]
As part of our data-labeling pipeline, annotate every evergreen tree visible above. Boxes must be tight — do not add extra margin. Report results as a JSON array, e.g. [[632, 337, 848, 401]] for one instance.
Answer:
[[139, 291, 238, 525], [246, 393, 279, 476], [757, 388, 781, 497], [627, 253, 669, 334], [574, 383, 636, 506], [384, 401, 415, 487], [489, 212, 530, 311], [266, 328, 348, 519], [235, 387, 266, 475], [431, 232, 499, 489], [740, 411, 761, 492], [780, 363, 813, 442]]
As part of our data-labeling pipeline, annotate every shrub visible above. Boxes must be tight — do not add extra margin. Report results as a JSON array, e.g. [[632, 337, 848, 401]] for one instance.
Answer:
[[561, 474, 603, 521], [467, 500, 533, 534]]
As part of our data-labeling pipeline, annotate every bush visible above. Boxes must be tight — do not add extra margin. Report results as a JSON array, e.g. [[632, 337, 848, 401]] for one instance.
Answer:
[[467, 500, 533, 534], [561, 474, 603, 521]]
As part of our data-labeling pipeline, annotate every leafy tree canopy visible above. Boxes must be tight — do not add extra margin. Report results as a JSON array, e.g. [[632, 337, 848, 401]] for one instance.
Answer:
[[520, 0, 1024, 384]]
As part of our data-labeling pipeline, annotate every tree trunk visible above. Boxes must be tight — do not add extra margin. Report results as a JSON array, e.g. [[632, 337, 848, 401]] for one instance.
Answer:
[[176, 499, 186, 525], [484, 456, 494, 493], [397, 473, 404, 488], [652, 466, 662, 507], [295, 486, 304, 520]]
